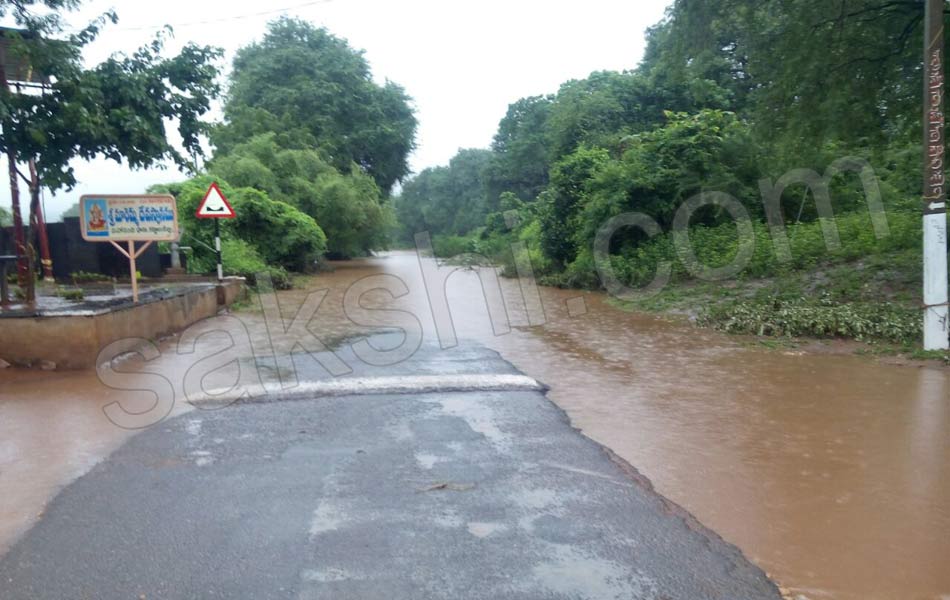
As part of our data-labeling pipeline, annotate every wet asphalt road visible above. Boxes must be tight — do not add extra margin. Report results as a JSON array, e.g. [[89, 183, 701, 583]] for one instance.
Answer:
[[0, 341, 781, 599]]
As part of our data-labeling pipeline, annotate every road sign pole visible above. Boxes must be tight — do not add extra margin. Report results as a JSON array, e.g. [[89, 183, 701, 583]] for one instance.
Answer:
[[129, 240, 138, 303], [195, 182, 235, 281], [923, 0, 949, 350], [214, 217, 223, 282]]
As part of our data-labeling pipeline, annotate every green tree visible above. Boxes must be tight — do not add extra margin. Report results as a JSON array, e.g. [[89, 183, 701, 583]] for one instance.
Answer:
[[648, 0, 943, 170], [482, 68, 731, 213], [444, 149, 493, 233], [394, 148, 492, 240], [0, 0, 222, 191], [545, 71, 667, 159], [575, 110, 761, 253], [211, 132, 391, 258], [538, 146, 611, 268], [151, 176, 327, 273], [215, 17, 417, 195], [395, 166, 454, 240], [485, 95, 554, 206]]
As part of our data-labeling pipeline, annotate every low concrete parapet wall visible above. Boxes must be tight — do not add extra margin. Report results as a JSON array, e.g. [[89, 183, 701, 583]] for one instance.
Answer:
[[0, 279, 246, 369]]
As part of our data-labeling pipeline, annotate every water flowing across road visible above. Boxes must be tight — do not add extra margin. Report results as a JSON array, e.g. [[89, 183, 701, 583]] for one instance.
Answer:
[[1, 251, 948, 600]]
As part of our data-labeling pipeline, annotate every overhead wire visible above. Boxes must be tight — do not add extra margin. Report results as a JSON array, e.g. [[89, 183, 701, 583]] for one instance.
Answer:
[[70, 0, 335, 33]]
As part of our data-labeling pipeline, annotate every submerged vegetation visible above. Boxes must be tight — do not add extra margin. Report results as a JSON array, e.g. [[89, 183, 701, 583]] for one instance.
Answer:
[[698, 296, 920, 344]]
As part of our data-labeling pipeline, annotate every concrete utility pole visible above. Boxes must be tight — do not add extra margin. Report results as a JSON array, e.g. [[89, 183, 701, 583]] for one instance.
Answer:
[[923, 0, 950, 350]]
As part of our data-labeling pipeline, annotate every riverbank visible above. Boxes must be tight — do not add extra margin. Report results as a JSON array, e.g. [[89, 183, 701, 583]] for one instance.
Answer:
[[431, 207, 948, 363], [576, 249, 950, 367]]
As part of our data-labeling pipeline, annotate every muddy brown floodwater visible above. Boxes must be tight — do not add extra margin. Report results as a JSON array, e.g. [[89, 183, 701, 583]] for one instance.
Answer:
[[1, 251, 948, 600], [286, 252, 950, 600]]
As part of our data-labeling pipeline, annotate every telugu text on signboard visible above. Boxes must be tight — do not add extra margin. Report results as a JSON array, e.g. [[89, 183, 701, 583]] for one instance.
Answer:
[[79, 195, 179, 242]]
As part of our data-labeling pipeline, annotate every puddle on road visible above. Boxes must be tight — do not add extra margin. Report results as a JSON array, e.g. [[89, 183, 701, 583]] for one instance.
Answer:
[[1, 251, 948, 600]]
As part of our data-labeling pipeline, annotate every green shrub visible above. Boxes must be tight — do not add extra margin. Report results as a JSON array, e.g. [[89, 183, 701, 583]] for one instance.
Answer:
[[561, 209, 921, 291], [432, 234, 479, 258], [697, 294, 920, 343], [153, 176, 327, 273], [221, 238, 292, 290], [70, 271, 110, 283], [188, 237, 293, 290], [57, 288, 85, 301], [244, 267, 293, 290], [221, 238, 267, 275]]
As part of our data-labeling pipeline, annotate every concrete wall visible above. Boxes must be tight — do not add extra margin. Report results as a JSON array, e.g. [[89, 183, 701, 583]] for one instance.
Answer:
[[217, 277, 248, 307], [0, 280, 245, 369]]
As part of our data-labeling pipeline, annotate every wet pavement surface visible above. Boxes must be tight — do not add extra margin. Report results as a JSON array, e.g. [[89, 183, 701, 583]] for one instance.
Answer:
[[1, 251, 949, 599], [0, 282, 214, 317], [0, 340, 780, 600]]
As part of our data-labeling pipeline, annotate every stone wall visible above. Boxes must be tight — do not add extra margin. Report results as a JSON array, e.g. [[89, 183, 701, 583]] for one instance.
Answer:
[[0, 280, 246, 369]]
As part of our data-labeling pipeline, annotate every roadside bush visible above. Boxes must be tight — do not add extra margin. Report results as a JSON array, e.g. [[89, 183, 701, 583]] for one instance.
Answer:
[[514, 218, 555, 276], [697, 294, 920, 343], [57, 288, 84, 301], [70, 271, 110, 283], [432, 234, 479, 258], [243, 268, 293, 290], [183, 229, 293, 290], [227, 188, 327, 271], [212, 135, 393, 258], [219, 238, 268, 277], [559, 209, 920, 291], [151, 176, 327, 274]]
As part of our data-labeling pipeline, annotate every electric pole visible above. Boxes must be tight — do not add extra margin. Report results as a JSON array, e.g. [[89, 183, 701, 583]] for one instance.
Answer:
[[923, 0, 949, 350]]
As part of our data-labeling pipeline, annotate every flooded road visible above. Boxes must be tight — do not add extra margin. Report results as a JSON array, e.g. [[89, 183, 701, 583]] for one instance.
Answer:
[[275, 252, 950, 600], [1, 251, 948, 599]]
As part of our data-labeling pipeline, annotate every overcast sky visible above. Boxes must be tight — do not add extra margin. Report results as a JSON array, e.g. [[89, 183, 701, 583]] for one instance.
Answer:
[[2, 0, 671, 221]]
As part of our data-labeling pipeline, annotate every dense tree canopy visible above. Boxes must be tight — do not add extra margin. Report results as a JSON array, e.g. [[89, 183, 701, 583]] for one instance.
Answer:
[[395, 148, 492, 240], [210, 133, 390, 258], [150, 176, 326, 275], [204, 18, 414, 260], [214, 17, 417, 195], [396, 0, 936, 290], [644, 0, 946, 160], [0, 0, 222, 191], [484, 96, 554, 206]]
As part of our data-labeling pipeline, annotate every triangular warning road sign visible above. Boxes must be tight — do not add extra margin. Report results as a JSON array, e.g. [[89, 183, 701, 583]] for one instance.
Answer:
[[196, 182, 236, 219]]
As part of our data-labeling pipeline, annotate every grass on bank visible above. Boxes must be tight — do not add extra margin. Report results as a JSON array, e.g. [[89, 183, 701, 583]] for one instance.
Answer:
[[432, 209, 941, 352]]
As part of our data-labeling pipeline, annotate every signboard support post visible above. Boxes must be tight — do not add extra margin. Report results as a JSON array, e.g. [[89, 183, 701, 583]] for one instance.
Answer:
[[923, 0, 949, 350], [110, 240, 152, 303], [214, 218, 223, 282]]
